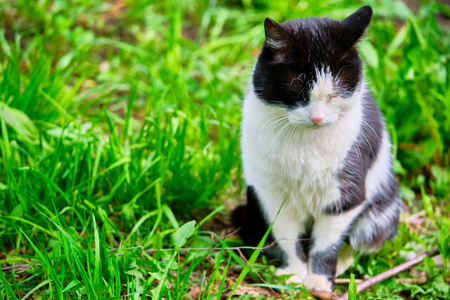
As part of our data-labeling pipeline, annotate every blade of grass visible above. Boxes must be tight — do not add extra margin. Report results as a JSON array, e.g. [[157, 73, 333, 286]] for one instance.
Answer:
[[228, 199, 286, 299]]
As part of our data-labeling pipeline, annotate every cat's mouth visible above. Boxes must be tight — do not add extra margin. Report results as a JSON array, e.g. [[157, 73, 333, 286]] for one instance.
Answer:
[[311, 123, 325, 129], [290, 121, 328, 129]]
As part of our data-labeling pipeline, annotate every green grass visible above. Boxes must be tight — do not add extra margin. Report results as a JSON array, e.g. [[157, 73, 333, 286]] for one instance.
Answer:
[[0, 0, 449, 299]]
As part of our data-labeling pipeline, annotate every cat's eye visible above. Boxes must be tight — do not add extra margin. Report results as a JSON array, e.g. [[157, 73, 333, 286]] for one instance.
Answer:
[[327, 95, 338, 103]]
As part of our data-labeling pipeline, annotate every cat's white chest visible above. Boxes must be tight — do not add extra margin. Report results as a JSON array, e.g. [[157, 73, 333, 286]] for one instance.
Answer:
[[242, 89, 362, 215]]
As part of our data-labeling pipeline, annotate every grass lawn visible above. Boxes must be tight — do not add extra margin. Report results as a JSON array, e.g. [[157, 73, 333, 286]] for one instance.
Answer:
[[0, 0, 449, 299]]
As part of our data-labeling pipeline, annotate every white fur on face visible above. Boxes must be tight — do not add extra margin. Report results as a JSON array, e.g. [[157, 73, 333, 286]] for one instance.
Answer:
[[242, 84, 363, 217], [288, 67, 358, 127]]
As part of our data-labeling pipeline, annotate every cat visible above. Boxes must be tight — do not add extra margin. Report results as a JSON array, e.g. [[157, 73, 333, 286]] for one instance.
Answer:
[[233, 6, 401, 292]]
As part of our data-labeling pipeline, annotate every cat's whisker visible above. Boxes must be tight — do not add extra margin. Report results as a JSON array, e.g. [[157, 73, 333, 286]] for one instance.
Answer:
[[361, 131, 375, 158], [332, 121, 364, 168], [259, 116, 290, 136], [334, 64, 351, 80], [269, 122, 291, 150], [281, 124, 296, 161], [354, 143, 364, 167], [296, 88, 306, 99], [335, 79, 357, 86], [289, 73, 306, 87], [284, 125, 297, 159], [362, 119, 380, 141], [243, 115, 288, 137], [267, 121, 292, 156], [257, 115, 285, 131], [290, 78, 301, 86], [253, 87, 265, 91]]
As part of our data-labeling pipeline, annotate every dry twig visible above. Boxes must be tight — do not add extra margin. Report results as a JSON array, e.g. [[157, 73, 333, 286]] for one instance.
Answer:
[[333, 276, 428, 285], [335, 248, 439, 300]]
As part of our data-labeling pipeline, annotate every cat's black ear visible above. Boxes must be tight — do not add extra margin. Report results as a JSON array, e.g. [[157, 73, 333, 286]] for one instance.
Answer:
[[342, 6, 373, 48], [264, 18, 289, 49]]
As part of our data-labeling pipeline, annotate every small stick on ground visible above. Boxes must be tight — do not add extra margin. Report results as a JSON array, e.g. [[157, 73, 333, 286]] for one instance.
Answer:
[[334, 278, 364, 285], [335, 248, 439, 300], [1, 263, 39, 273], [334, 276, 428, 285]]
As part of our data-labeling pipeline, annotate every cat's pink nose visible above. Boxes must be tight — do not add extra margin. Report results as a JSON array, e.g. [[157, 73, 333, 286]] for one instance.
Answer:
[[309, 116, 323, 124]]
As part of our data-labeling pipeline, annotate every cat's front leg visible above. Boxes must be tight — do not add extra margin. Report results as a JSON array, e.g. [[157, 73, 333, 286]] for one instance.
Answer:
[[262, 199, 309, 283], [304, 210, 361, 291], [272, 222, 309, 283]]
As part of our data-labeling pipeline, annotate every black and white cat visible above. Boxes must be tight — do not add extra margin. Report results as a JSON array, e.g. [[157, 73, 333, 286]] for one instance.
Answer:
[[235, 6, 401, 292]]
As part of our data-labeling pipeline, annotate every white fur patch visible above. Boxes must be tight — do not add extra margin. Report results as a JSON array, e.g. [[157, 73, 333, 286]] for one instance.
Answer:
[[310, 67, 334, 101], [287, 67, 359, 127], [309, 206, 363, 253], [275, 268, 305, 284], [304, 273, 332, 292], [365, 129, 392, 200]]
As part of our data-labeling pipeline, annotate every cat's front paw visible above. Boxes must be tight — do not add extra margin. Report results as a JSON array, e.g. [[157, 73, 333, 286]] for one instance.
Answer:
[[275, 268, 305, 284], [303, 273, 332, 292]]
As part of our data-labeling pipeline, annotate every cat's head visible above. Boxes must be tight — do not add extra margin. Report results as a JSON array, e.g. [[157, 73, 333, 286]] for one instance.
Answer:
[[253, 6, 372, 127]]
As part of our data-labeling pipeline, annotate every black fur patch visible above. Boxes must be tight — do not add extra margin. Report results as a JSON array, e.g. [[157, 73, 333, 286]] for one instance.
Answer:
[[231, 186, 287, 263], [295, 219, 314, 263], [324, 93, 383, 215], [296, 238, 307, 263], [253, 7, 373, 109], [309, 242, 341, 281], [232, 186, 271, 246]]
